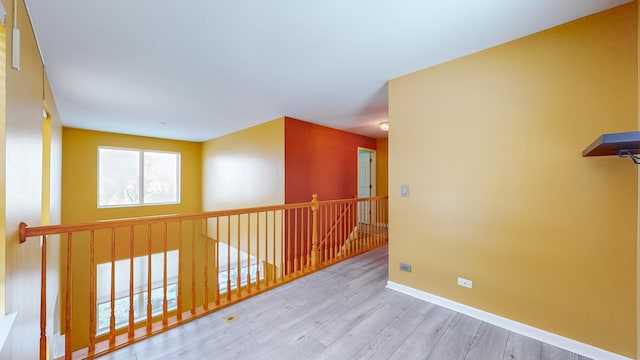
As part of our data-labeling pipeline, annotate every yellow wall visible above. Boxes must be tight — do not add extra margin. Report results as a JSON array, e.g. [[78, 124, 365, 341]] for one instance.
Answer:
[[637, 2, 640, 357], [62, 128, 202, 224], [2, 0, 63, 358], [202, 117, 285, 211], [0, 17, 6, 318], [389, 3, 637, 358], [376, 138, 388, 196], [61, 128, 202, 349], [202, 118, 285, 270]]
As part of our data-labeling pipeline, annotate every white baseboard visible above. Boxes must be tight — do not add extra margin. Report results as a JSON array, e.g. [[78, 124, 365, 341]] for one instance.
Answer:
[[386, 281, 634, 360]]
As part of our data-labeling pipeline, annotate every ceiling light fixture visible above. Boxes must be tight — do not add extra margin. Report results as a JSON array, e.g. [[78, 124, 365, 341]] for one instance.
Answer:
[[379, 122, 389, 131]]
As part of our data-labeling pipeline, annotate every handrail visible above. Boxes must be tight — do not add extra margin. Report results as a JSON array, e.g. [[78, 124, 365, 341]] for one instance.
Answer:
[[18, 194, 388, 360], [19, 200, 317, 243]]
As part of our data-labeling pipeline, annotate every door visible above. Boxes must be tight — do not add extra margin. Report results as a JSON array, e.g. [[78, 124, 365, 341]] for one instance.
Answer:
[[357, 149, 376, 225]]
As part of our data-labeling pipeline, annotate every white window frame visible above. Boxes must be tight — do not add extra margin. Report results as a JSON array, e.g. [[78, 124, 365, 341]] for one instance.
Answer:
[[97, 146, 181, 208]]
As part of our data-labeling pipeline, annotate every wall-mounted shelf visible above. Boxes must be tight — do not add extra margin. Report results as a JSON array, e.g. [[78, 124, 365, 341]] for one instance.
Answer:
[[582, 131, 640, 164]]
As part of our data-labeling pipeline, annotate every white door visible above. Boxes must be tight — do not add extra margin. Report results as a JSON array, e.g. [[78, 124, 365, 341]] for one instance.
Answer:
[[358, 150, 372, 198], [357, 149, 376, 226]]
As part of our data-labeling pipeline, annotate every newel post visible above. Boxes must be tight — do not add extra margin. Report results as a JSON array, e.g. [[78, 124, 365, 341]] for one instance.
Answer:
[[310, 194, 320, 268]]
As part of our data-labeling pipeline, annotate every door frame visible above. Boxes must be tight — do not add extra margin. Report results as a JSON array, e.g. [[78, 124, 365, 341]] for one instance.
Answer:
[[357, 147, 377, 198]]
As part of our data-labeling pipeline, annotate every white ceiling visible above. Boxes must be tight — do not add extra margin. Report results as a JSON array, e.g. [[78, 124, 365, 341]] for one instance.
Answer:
[[25, 0, 631, 142]]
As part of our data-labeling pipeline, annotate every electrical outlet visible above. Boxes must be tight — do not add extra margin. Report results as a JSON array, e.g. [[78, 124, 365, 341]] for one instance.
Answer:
[[399, 263, 411, 272], [457, 277, 472, 289]]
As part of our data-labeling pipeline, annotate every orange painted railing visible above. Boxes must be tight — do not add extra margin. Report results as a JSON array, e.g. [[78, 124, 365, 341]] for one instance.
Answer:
[[19, 195, 388, 360]]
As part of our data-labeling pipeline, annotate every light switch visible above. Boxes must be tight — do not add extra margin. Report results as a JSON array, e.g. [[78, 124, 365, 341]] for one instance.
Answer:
[[401, 185, 409, 197]]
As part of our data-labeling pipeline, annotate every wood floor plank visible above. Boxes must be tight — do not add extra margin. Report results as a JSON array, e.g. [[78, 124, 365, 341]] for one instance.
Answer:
[[308, 287, 393, 347], [541, 342, 591, 360], [311, 293, 415, 359], [503, 332, 542, 360], [388, 305, 456, 360], [98, 246, 593, 360], [249, 334, 327, 360], [351, 299, 437, 360], [463, 322, 510, 360], [350, 325, 410, 360], [425, 313, 482, 360]]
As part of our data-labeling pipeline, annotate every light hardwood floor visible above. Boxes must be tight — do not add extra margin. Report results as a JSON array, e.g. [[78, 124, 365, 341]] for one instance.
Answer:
[[98, 246, 590, 360]]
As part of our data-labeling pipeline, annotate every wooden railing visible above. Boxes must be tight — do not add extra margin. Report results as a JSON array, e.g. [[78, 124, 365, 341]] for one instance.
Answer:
[[18, 195, 388, 360]]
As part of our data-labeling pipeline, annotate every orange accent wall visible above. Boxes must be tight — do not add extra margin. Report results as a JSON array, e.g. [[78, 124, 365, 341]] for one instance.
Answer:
[[284, 117, 377, 203]]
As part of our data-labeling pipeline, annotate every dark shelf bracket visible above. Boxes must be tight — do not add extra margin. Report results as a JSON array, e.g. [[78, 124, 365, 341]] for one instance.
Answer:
[[617, 150, 640, 165], [583, 131, 640, 165]]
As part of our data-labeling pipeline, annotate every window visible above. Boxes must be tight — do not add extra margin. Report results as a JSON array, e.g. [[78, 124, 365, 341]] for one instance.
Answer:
[[98, 147, 180, 207], [96, 250, 178, 335]]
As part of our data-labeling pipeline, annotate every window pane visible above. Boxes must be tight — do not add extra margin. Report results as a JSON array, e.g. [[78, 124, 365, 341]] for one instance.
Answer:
[[144, 151, 179, 204], [98, 148, 139, 206]]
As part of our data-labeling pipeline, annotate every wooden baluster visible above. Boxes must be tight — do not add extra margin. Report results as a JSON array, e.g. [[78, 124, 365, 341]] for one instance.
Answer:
[[286, 209, 291, 277], [369, 199, 373, 248], [333, 204, 337, 259], [320, 206, 325, 263], [256, 213, 260, 290], [328, 204, 332, 261], [246, 213, 251, 294], [355, 200, 359, 252], [336, 206, 340, 258], [294, 209, 299, 274], [369, 199, 374, 248], [88, 230, 96, 353], [371, 199, 376, 246], [363, 200, 367, 250], [264, 212, 269, 287], [128, 226, 135, 337], [329, 204, 334, 262], [365, 200, 373, 249], [306, 207, 311, 268], [39, 235, 47, 360], [162, 222, 168, 326], [236, 214, 241, 296], [215, 217, 220, 305], [109, 228, 116, 346], [272, 210, 276, 282], [336, 204, 341, 258], [280, 210, 284, 280], [342, 204, 346, 257], [226, 216, 231, 301], [384, 198, 389, 243], [310, 194, 320, 269], [146, 224, 152, 332], [365, 199, 368, 250], [324, 205, 328, 262], [204, 219, 209, 310], [380, 198, 383, 244], [377, 199, 381, 245], [191, 220, 196, 315], [342, 203, 346, 254], [177, 221, 183, 321], [355, 201, 367, 252], [65, 233, 72, 360], [371, 199, 375, 247], [351, 201, 356, 255]]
